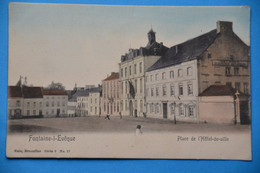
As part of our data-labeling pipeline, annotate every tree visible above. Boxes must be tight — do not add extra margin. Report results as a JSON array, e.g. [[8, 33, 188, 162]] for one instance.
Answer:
[[47, 81, 65, 90]]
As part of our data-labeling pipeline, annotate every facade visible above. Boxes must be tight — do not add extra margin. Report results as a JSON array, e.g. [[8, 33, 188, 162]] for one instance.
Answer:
[[8, 86, 44, 118], [119, 29, 168, 117], [75, 86, 102, 116], [146, 60, 198, 122], [145, 21, 250, 123], [101, 72, 121, 116], [43, 90, 68, 118]]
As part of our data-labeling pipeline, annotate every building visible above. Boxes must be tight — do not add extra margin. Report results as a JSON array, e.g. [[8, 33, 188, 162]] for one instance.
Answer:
[[8, 86, 24, 118], [101, 72, 121, 116], [8, 86, 44, 118], [119, 29, 168, 117], [145, 21, 250, 123], [75, 86, 102, 116], [199, 85, 249, 124], [43, 89, 68, 118]]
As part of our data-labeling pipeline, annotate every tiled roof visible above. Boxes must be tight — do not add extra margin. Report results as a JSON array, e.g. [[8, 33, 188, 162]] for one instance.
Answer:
[[43, 89, 67, 96], [147, 29, 218, 72], [8, 86, 23, 98], [22, 86, 43, 98], [199, 85, 238, 96], [103, 72, 119, 81]]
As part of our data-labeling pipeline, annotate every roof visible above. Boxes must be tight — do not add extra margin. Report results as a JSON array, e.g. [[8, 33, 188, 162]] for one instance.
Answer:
[[199, 85, 238, 96], [8, 86, 23, 98], [22, 86, 43, 98], [43, 89, 67, 96], [147, 29, 218, 72], [69, 86, 102, 101], [103, 72, 119, 81]]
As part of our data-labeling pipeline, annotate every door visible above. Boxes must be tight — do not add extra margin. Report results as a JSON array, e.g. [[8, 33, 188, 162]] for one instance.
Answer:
[[57, 109, 60, 117], [163, 103, 167, 119]]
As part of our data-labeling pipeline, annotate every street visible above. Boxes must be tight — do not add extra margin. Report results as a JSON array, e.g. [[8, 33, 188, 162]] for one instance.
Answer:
[[8, 115, 251, 134]]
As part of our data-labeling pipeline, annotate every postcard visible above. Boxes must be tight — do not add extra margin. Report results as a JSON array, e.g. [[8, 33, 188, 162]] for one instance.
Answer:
[[7, 3, 251, 160]]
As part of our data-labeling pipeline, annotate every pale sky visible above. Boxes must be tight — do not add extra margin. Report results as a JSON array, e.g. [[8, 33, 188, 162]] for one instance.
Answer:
[[9, 4, 250, 90]]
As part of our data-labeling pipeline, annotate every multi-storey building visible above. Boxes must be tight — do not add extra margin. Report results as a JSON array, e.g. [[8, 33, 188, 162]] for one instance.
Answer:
[[43, 89, 68, 118], [8, 86, 44, 118], [101, 72, 121, 116], [75, 86, 102, 116], [119, 29, 168, 117], [145, 21, 250, 124]]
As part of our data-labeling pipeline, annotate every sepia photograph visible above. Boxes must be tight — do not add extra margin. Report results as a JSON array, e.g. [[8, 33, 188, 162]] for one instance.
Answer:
[[6, 3, 251, 159]]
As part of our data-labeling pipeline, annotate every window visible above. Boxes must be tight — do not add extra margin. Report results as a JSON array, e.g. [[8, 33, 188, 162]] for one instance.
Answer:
[[225, 67, 231, 76], [234, 67, 239, 76], [27, 102, 30, 108], [170, 71, 174, 79], [16, 100, 21, 107], [170, 85, 175, 96], [151, 103, 154, 113], [39, 102, 42, 107], [121, 68, 123, 78], [155, 74, 158, 81], [90, 106, 92, 112], [171, 103, 175, 115], [125, 81, 127, 94], [244, 83, 249, 94], [95, 98, 97, 104], [188, 83, 193, 95], [208, 53, 211, 58], [150, 75, 153, 82], [129, 65, 132, 76], [134, 64, 137, 74], [91, 98, 92, 104], [46, 110, 49, 115], [114, 103, 116, 112], [235, 82, 240, 91], [27, 110, 30, 116], [46, 101, 49, 107], [155, 103, 159, 114], [179, 84, 183, 96], [125, 100, 128, 110], [179, 104, 184, 116], [151, 88, 154, 97], [57, 101, 60, 107], [187, 67, 192, 76], [162, 72, 166, 80], [139, 62, 142, 73], [178, 69, 183, 77], [156, 87, 159, 96], [188, 106, 194, 117], [52, 101, 54, 107], [95, 107, 97, 114], [117, 102, 119, 112], [104, 102, 106, 111], [62, 101, 65, 106], [162, 85, 167, 96], [226, 82, 232, 87], [33, 110, 36, 115], [125, 67, 127, 77], [140, 78, 143, 93]]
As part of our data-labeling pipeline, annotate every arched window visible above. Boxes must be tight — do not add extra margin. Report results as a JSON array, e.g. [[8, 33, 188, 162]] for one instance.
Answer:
[[170, 71, 174, 78]]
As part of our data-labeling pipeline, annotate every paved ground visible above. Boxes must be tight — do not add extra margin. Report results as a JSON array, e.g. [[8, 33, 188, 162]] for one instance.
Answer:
[[7, 115, 251, 134]]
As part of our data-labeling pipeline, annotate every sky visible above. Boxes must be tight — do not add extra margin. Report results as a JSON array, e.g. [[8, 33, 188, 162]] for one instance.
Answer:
[[8, 3, 250, 90]]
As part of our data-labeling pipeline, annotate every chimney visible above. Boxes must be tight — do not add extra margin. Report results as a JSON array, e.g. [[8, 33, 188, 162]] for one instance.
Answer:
[[217, 21, 233, 34]]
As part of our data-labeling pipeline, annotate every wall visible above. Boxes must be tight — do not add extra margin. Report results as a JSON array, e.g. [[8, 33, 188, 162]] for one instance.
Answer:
[[198, 96, 235, 124]]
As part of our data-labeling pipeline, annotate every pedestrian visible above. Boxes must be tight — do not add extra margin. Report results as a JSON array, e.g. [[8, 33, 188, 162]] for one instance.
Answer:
[[105, 114, 110, 120], [119, 112, 122, 119], [135, 125, 142, 135]]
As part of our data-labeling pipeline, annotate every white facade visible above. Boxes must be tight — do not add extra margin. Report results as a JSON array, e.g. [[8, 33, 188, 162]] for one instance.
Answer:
[[67, 101, 76, 117], [43, 95, 68, 118], [8, 98, 23, 118], [76, 96, 89, 116], [88, 92, 101, 116], [23, 98, 44, 117], [119, 55, 161, 117], [145, 60, 199, 122]]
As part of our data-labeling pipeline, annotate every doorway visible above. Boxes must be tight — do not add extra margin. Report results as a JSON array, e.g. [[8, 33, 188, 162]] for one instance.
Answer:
[[163, 103, 167, 119]]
